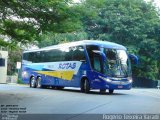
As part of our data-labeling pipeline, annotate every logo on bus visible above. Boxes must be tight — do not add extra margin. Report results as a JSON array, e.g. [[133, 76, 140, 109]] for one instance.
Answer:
[[58, 62, 76, 69]]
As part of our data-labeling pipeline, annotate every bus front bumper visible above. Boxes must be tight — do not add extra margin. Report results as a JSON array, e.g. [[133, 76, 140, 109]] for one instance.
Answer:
[[99, 76, 133, 90], [106, 81, 132, 90]]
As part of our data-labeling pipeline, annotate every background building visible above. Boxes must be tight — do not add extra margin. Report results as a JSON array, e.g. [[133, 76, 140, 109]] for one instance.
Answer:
[[0, 49, 8, 83]]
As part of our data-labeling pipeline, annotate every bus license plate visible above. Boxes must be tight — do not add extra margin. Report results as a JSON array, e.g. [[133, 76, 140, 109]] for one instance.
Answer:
[[118, 85, 123, 88]]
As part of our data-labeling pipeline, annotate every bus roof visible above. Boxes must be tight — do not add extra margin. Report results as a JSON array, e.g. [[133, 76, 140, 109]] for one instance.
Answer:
[[23, 40, 126, 53]]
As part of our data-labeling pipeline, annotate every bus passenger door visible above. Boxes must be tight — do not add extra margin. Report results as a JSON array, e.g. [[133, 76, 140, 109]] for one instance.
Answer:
[[90, 53, 104, 89]]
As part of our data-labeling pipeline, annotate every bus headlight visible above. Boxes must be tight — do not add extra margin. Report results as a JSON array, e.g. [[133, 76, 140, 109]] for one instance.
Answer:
[[104, 78, 112, 82], [128, 77, 132, 83], [98, 76, 112, 82]]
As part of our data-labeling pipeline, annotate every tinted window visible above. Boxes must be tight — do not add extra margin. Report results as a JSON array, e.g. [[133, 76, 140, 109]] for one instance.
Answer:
[[43, 49, 63, 62], [23, 46, 86, 63], [23, 52, 41, 63], [65, 47, 73, 61], [86, 45, 100, 69], [23, 53, 29, 62], [72, 46, 86, 61]]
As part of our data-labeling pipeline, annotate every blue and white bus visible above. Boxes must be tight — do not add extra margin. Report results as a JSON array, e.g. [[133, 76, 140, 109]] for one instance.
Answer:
[[22, 40, 138, 94]]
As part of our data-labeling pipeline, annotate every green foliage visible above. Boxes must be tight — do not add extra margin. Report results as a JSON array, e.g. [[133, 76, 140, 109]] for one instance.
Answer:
[[0, 0, 159, 80], [0, 0, 82, 45], [0, 38, 10, 47], [17, 79, 24, 84], [81, 0, 160, 80], [38, 32, 88, 47], [7, 48, 22, 75]]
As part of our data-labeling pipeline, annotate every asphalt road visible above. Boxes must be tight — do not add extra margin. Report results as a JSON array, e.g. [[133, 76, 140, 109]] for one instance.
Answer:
[[0, 84, 160, 120]]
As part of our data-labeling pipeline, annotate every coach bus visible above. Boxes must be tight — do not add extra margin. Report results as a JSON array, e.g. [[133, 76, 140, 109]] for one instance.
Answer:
[[22, 40, 138, 94]]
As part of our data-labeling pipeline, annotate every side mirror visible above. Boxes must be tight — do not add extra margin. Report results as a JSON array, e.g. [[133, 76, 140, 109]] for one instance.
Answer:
[[129, 54, 138, 64]]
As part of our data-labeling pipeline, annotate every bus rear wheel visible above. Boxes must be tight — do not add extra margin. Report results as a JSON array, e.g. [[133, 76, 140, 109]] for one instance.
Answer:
[[81, 79, 90, 93], [36, 77, 42, 88], [30, 77, 36, 88]]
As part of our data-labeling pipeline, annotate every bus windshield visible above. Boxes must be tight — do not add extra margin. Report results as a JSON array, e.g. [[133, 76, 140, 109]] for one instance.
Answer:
[[103, 48, 131, 77]]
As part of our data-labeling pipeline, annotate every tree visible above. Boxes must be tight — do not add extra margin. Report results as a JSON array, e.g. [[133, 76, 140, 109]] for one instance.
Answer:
[[7, 48, 22, 75], [0, 0, 84, 77], [0, 0, 82, 45], [38, 32, 88, 48], [80, 0, 160, 80]]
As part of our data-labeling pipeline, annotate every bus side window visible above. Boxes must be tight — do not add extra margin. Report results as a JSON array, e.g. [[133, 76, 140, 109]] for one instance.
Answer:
[[23, 53, 33, 63], [72, 46, 86, 61], [47, 49, 63, 62], [65, 48, 73, 61], [28, 52, 33, 63]]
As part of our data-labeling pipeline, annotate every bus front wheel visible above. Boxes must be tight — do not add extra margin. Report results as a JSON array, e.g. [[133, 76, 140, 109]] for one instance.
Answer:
[[30, 77, 36, 88], [56, 86, 64, 90], [109, 89, 114, 94], [81, 79, 90, 93]]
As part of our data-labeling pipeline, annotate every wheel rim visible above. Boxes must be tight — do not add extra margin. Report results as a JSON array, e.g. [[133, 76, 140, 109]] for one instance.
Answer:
[[31, 78, 35, 87], [37, 78, 41, 87]]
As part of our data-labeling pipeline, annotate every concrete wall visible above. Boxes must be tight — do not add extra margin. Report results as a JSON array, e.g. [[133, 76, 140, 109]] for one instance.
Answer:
[[6, 76, 18, 83], [0, 51, 8, 83]]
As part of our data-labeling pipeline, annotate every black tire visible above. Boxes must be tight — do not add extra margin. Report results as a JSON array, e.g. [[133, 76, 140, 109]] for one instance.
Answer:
[[84, 79, 90, 93], [100, 89, 106, 94], [109, 89, 114, 94], [30, 77, 36, 88], [56, 86, 64, 90], [51, 86, 56, 89], [36, 77, 42, 88], [41, 85, 48, 89], [80, 80, 85, 93]]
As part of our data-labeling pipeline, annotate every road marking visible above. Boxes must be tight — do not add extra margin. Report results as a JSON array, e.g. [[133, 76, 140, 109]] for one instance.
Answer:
[[66, 101, 113, 120]]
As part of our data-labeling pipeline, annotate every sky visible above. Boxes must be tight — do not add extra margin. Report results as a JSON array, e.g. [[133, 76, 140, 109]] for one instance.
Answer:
[[145, 0, 160, 8]]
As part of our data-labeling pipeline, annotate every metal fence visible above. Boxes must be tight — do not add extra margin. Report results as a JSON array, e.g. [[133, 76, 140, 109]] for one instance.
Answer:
[[132, 77, 158, 88]]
